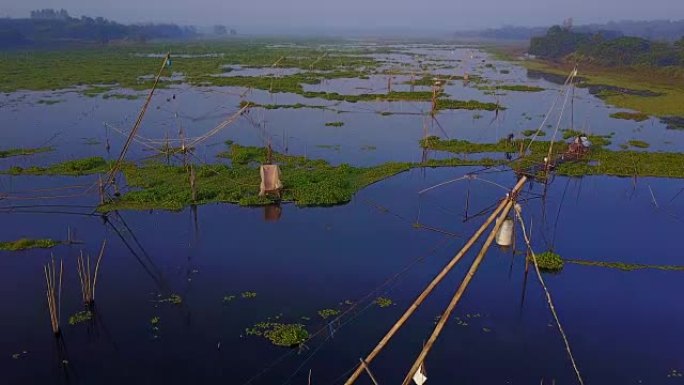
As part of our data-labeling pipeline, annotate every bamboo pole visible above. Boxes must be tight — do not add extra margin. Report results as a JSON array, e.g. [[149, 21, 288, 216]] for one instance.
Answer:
[[105, 52, 170, 186], [343, 176, 527, 385], [401, 199, 517, 385], [359, 359, 381, 385]]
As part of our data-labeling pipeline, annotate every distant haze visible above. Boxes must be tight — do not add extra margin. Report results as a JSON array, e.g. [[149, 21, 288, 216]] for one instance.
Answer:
[[2, 0, 683, 33]]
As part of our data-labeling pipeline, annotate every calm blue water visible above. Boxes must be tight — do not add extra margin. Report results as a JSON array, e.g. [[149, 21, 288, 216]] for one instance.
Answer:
[[1, 44, 683, 385]]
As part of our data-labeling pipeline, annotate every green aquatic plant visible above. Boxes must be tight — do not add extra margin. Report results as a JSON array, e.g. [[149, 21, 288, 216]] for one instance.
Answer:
[[610, 111, 650, 122], [150, 316, 160, 325], [317, 309, 341, 319], [534, 251, 564, 272], [374, 297, 393, 308], [68, 310, 93, 325], [223, 295, 236, 303], [324, 121, 344, 127], [0, 238, 59, 251], [565, 259, 684, 272], [0, 147, 54, 158], [159, 294, 183, 305], [241, 291, 257, 299], [521, 129, 546, 137], [628, 140, 650, 148], [5, 157, 109, 176], [246, 322, 309, 347], [436, 98, 502, 111]]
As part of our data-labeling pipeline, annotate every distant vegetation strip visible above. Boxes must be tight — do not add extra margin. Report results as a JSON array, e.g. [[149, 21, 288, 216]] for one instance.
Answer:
[[0, 146, 54, 158]]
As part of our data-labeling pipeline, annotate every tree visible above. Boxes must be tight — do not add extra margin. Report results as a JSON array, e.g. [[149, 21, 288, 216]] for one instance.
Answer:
[[213, 25, 227, 35]]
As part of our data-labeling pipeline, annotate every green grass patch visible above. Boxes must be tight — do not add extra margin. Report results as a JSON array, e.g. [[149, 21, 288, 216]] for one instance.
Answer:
[[0, 238, 59, 251], [610, 111, 650, 122], [497, 85, 545, 92], [325, 121, 344, 127]]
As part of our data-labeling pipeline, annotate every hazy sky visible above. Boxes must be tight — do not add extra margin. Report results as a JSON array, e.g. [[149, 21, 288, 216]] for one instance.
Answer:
[[1, 0, 683, 31]]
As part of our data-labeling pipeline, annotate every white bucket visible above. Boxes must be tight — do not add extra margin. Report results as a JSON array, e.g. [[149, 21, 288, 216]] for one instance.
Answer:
[[496, 218, 514, 247]]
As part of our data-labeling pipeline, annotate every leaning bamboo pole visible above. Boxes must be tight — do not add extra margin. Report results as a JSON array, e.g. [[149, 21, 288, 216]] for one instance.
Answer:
[[105, 53, 170, 187], [401, 198, 517, 385], [344, 176, 527, 385]]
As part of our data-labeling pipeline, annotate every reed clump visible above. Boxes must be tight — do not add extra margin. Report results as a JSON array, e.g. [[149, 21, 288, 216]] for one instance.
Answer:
[[76, 240, 106, 306], [44, 258, 63, 335]]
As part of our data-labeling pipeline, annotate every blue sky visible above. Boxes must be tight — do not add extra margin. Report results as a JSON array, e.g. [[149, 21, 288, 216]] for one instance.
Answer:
[[1, 0, 682, 30]]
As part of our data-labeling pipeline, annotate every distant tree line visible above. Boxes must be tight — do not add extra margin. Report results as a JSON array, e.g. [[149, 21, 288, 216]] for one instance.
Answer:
[[529, 25, 684, 67], [458, 19, 684, 42], [0, 9, 198, 48]]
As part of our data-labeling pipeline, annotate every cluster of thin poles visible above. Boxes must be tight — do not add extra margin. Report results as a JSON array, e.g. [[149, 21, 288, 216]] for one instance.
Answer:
[[44, 258, 63, 335], [76, 240, 107, 306], [44, 240, 106, 335]]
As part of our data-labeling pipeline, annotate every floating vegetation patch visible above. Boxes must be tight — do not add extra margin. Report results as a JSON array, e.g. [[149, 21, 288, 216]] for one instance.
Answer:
[[239, 101, 327, 110], [223, 295, 236, 303], [241, 291, 257, 299], [102, 93, 141, 100], [315, 144, 341, 151], [324, 121, 344, 127], [661, 116, 684, 130], [37, 99, 64, 105], [68, 310, 92, 325], [522, 129, 546, 137], [245, 322, 309, 347], [585, 84, 663, 99], [0, 147, 54, 158], [374, 297, 393, 308], [159, 294, 183, 305], [5, 157, 109, 176], [82, 138, 101, 146], [499, 85, 544, 92], [534, 251, 564, 272], [566, 259, 684, 272], [436, 98, 503, 111], [610, 111, 649, 122], [317, 309, 341, 319], [361, 145, 377, 151], [0, 238, 59, 251], [628, 140, 650, 149]]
